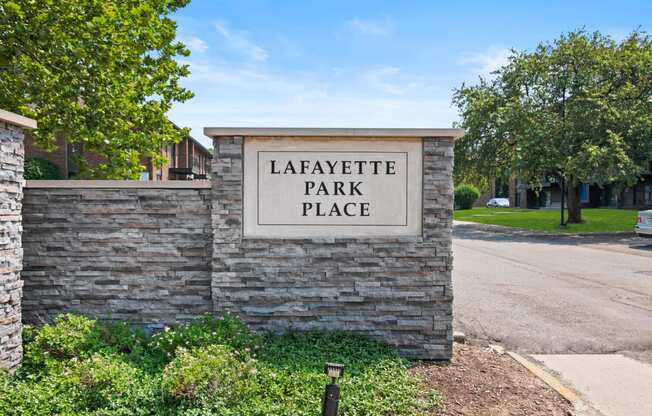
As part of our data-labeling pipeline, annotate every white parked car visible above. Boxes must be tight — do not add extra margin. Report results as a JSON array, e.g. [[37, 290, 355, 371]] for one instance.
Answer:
[[486, 198, 510, 208], [635, 210, 652, 238]]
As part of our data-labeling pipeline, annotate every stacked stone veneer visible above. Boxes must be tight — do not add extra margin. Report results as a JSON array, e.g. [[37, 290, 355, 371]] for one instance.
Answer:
[[22, 187, 213, 328], [212, 137, 454, 359], [0, 121, 25, 371], [18, 136, 454, 360]]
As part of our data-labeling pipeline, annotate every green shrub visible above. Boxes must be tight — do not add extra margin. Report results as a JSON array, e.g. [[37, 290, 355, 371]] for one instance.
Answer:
[[24, 157, 60, 180], [98, 320, 149, 356], [66, 353, 161, 415], [148, 313, 261, 369], [23, 314, 151, 372], [23, 313, 104, 369], [0, 370, 77, 416], [6, 313, 441, 416], [162, 345, 256, 405], [1, 354, 161, 416], [454, 184, 481, 209]]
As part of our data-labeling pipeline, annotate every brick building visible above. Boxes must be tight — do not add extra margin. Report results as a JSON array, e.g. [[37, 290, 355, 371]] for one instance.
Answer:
[[25, 130, 212, 180]]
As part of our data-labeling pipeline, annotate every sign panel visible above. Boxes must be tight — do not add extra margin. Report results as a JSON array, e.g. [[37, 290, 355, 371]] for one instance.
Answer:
[[243, 137, 422, 238]]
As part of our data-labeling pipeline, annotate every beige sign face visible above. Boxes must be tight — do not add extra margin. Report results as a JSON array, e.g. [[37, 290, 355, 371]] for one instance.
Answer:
[[243, 137, 422, 238]]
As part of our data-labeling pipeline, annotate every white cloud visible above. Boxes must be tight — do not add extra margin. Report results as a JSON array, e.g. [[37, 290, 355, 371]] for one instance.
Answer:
[[181, 60, 327, 97], [347, 17, 393, 36], [361, 66, 405, 95], [183, 36, 208, 53], [214, 20, 268, 62], [460, 46, 511, 78], [169, 59, 456, 147]]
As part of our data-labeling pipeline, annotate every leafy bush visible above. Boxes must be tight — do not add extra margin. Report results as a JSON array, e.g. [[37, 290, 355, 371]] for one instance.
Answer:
[[23, 314, 150, 372], [66, 353, 161, 415], [4, 313, 440, 416], [454, 184, 481, 209], [23, 313, 104, 369], [147, 313, 261, 369], [24, 157, 60, 180], [162, 345, 256, 405], [0, 370, 77, 416]]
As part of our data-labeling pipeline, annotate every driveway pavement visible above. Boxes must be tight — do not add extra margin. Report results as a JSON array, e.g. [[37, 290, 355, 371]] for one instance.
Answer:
[[453, 221, 652, 361], [532, 354, 652, 416], [453, 221, 652, 415]]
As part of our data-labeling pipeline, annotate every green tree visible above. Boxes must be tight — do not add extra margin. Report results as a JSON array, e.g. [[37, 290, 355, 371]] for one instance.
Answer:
[[0, 0, 194, 178], [454, 30, 652, 223]]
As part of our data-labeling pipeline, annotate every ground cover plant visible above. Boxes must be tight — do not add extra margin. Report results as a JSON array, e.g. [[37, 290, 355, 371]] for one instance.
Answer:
[[0, 313, 440, 416], [454, 207, 637, 233]]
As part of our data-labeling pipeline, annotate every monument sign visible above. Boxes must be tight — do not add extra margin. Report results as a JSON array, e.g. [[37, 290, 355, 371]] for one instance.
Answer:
[[205, 127, 462, 360], [243, 137, 422, 238]]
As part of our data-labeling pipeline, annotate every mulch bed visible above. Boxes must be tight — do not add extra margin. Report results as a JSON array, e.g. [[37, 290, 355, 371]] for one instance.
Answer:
[[412, 344, 572, 416]]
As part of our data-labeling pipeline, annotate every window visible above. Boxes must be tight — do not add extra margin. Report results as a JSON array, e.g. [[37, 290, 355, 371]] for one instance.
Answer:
[[580, 183, 590, 203], [170, 144, 177, 168], [646, 185, 652, 204]]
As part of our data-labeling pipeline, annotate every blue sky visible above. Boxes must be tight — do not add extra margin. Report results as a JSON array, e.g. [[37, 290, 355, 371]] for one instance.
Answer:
[[168, 0, 652, 147]]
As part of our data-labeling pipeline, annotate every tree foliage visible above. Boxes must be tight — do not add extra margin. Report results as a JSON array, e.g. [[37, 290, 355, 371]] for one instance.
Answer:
[[0, 0, 194, 178], [24, 157, 60, 180], [454, 30, 652, 222]]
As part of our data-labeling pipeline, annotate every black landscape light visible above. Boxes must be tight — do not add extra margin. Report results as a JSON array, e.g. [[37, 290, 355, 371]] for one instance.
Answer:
[[321, 363, 345, 416]]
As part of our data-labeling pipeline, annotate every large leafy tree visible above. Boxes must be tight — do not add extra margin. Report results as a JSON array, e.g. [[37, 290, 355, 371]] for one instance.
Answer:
[[454, 30, 652, 223], [0, 0, 194, 178]]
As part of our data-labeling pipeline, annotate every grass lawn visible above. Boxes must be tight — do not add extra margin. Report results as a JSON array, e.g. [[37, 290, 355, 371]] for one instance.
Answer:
[[454, 207, 638, 233]]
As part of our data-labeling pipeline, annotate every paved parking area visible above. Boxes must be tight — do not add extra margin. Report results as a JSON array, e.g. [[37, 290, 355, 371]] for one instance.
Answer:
[[453, 222, 652, 415], [453, 222, 652, 361]]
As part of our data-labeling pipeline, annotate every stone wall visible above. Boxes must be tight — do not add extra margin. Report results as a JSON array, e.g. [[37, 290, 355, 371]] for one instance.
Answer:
[[17, 133, 455, 360], [211, 136, 454, 359], [21, 184, 213, 329], [0, 119, 28, 371]]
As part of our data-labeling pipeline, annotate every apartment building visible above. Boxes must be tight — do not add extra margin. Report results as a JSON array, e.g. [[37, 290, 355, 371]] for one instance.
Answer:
[[25, 132, 211, 180]]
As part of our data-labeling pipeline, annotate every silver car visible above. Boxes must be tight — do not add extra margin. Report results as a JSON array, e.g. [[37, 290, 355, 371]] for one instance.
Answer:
[[635, 210, 652, 238], [486, 198, 510, 208]]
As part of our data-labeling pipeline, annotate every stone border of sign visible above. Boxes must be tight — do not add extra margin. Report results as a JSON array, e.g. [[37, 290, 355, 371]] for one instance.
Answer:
[[207, 128, 462, 360]]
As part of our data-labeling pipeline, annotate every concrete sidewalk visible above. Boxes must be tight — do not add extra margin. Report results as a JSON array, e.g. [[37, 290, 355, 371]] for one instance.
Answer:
[[532, 354, 652, 416]]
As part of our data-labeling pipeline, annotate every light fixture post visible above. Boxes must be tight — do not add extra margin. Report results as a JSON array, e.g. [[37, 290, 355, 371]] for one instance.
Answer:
[[322, 363, 344, 416]]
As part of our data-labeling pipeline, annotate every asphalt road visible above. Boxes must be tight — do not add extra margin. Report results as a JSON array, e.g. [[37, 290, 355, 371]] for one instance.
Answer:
[[453, 222, 652, 362]]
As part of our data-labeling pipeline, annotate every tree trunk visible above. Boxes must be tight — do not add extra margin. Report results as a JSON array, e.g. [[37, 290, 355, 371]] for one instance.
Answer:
[[566, 183, 582, 224]]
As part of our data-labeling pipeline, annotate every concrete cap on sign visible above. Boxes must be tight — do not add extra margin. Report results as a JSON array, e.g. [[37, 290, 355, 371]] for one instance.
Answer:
[[203, 127, 465, 139], [0, 109, 37, 129]]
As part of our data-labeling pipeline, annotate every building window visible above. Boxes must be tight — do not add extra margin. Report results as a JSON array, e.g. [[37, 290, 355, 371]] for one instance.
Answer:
[[170, 144, 177, 168], [646, 185, 652, 205], [580, 183, 590, 203], [139, 172, 150, 181]]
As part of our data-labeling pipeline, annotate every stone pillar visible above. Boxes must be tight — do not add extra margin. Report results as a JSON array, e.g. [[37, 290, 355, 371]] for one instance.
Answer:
[[0, 109, 36, 372], [208, 128, 459, 360]]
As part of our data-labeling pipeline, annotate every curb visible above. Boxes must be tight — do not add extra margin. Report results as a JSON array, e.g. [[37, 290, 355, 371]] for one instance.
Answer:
[[454, 220, 636, 239], [507, 351, 580, 404]]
